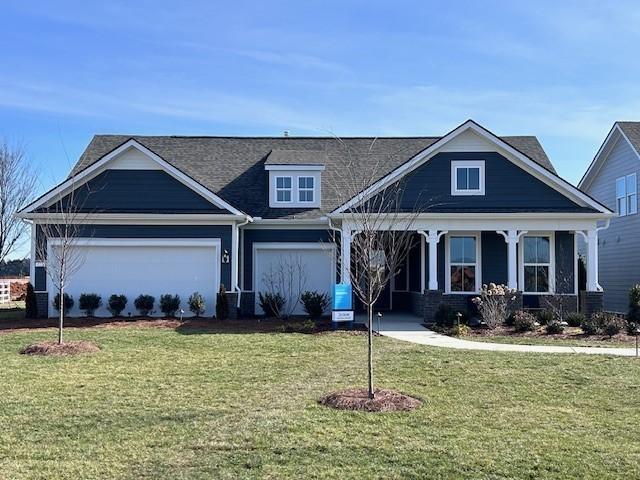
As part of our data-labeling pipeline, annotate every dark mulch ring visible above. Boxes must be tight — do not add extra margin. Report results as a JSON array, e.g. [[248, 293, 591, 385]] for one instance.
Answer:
[[20, 340, 101, 356], [319, 388, 422, 412]]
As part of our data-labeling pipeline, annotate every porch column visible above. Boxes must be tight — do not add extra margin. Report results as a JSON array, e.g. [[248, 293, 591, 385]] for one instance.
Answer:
[[506, 230, 518, 290], [341, 226, 352, 285], [427, 230, 439, 291], [586, 229, 599, 291], [420, 234, 426, 293]]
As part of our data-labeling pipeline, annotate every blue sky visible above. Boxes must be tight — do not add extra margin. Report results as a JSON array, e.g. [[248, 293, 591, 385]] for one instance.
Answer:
[[2, 1, 640, 200]]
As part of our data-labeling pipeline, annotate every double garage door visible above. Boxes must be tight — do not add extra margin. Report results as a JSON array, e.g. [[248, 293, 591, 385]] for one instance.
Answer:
[[253, 243, 335, 316], [47, 239, 220, 318]]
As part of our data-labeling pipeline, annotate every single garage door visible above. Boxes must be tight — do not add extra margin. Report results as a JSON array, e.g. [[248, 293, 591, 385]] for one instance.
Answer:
[[253, 242, 335, 316], [47, 238, 220, 317]]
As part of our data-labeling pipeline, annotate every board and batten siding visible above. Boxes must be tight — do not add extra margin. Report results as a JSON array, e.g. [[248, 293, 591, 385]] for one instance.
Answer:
[[582, 136, 640, 312]]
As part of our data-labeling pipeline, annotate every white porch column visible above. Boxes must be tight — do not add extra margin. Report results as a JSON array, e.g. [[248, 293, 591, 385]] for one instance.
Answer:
[[586, 229, 599, 291], [341, 226, 352, 285], [420, 234, 426, 293], [427, 230, 439, 291], [507, 230, 519, 290]]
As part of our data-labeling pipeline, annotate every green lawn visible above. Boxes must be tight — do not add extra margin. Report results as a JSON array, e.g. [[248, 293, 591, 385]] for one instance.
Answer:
[[0, 301, 25, 322], [1, 325, 640, 479], [468, 334, 636, 348]]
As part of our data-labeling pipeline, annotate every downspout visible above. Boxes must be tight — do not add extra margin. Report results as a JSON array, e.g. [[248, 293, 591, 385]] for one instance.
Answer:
[[234, 216, 252, 309]]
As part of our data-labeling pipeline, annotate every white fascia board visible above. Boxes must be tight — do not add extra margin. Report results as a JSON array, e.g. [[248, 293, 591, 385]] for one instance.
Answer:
[[18, 139, 246, 217], [20, 213, 249, 224], [47, 237, 221, 248], [265, 165, 326, 171], [331, 119, 612, 215]]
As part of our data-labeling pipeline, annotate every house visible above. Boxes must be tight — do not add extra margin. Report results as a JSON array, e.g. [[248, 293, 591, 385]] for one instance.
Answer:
[[19, 120, 612, 320], [579, 122, 640, 312]]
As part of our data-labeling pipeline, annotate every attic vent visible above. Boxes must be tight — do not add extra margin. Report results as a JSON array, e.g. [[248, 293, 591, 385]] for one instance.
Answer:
[[283, 131, 289, 137]]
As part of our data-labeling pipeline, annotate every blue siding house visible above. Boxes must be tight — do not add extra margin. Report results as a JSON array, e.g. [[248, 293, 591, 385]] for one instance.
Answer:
[[19, 120, 612, 320]]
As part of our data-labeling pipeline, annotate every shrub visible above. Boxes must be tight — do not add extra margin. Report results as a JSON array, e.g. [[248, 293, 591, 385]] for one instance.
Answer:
[[565, 312, 585, 328], [300, 291, 330, 319], [189, 292, 206, 317], [450, 324, 471, 337], [258, 292, 285, 318], [629, 284, 640, 322], [53, 293, 74, 314], [281, 320, 316, 333], [434, 304, 456, 327], [603, 314, 625, 338], [580, 315, 601, 335], [505, 312, 516, 326], [159, 294, 181, 317], [582, 312, 625, 337], [107, 294, 127, 317], [513, 310, 537, 332], [25, 283, 37, 319], [546, 320, 565, 334], [536, 310, 554, 326], [216, 285, 229, 320], [471, 283, 517, 329], [79, 293, 102, 316], [627, 321, 640, 336], [134, 294, 155, 316]]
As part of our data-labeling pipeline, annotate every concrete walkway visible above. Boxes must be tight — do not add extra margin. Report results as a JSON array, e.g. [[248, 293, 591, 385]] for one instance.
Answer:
[[370, 315, 638, 357]]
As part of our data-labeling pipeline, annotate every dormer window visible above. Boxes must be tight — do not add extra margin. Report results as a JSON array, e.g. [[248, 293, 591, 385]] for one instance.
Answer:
[[275, 176, 292, 203], [265, 150, 325, 208], [298, 177, 314, 202], [451, 160, 485, 196]]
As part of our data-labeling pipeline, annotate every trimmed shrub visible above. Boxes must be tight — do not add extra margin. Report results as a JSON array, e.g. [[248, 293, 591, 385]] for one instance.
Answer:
[[604, 316, 625, 338], [188, 292, 206, 317], [159, 294, 181, 317], [546, 320, 565, 334], [258, 292, 285, 318], [216, 285, 229, 320], [629, 284, 640, 322], [79, 293, 102, 316], [505, 312, 516, 326], [536, 310, 554, 325], [580, 315, 601, 335], [582, 312, 625, 337], [107, 294, 127, 317], [25, 283, 38, 319], [134, 294, 155, 316], [53, 293, 74, 314], [565, 312, 585, 328], [301, 291, 330, 319], [450, 324, 471, 337], [513, 310, 537, 332]]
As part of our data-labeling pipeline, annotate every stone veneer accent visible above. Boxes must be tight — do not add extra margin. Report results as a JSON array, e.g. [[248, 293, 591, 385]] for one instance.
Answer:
[[225, 292, 238, 320], [35, 292, 49, 318], [580, 291, 604, 317], [238, 291, 256, 317]]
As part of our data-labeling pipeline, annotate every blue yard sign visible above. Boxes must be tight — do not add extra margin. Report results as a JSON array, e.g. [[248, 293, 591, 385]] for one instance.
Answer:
[[333, 284, 353, 310]]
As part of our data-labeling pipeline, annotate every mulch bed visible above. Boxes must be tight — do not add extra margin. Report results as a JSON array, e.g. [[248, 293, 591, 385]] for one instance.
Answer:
[[319, 388, 422, 412], [20, 340, 100, 356]]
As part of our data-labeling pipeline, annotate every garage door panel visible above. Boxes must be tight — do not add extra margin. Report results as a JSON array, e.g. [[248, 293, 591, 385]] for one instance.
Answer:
[[47, 240, 219, 318]]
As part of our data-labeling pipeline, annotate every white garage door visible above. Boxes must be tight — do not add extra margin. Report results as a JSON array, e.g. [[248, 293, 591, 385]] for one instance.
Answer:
[[254, 242, 335, 316], [47, 238, 220, 318]]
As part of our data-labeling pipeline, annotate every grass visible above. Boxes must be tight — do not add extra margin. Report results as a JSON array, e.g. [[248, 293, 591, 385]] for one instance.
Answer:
[[469, 334, 636, 348], [0, 301, 25, 321], [1, 325, 640, 479]]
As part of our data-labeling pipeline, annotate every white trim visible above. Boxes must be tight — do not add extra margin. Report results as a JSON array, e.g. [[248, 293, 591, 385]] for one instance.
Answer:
[[451, 160, 485, 196], [518, 232, 556, 295], [265, 165, 325, 171], [574, 232, 579, 296], [47, 237, 221, 248], [445, 232, 481, 294], [332, 120, 612, 215], [297, 176, 315, 203], [615, 172, 637, 216], [19, 213, 249, 224], [30, 222, 36, 281], [274, 175, 293, 204], [19, 139, 245, 217]]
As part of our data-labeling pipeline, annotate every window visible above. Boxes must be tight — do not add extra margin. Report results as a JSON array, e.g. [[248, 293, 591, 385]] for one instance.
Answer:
[[616, 173, 637, 216], [449, 236, 477, 292], [451, 161, 485, 195], [522, 236, 551, 293], [298, 176, 314, 202], [275, 176, 292, 202]]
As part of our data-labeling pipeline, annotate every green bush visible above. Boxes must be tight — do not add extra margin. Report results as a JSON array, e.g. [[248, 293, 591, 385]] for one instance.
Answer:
[[546, 320, 565, 334], [565, 312, 585, 328], [505, 312, 516, 326], [450, 324, 471, 337], [134, 294, 155, 316], [536, 310, 554, 325], [258, 292, 285, 318], [159, 294, 181, 317], [25, 283, 37, 319], [78, 293, 102, 317], [582, 312, 625, 337], [216, 285, 229, 320], [580, 316, 601, 335], [513, 311, 537, 332], [604, 316, 625, 338], [300, 291, 330, 319], [629, 285, 640, 322], [107, 294, 127, 317], [434, 304, 468, 327], [53, 293, 74, 314], [189, 292, 206, 317]]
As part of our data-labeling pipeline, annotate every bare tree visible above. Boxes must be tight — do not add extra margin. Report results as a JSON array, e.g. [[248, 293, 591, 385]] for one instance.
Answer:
[[0, 141, 36, 264], [34, 181, 93, 344], [261, 253, 308, 318], [327, 138, 424, 399]]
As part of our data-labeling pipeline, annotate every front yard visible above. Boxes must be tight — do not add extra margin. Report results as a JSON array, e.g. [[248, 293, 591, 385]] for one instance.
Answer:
[[1, 323, 640, 479]]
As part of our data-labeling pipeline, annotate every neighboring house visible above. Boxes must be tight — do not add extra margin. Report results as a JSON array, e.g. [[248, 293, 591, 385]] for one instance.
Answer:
[[579, 122, 640, 313], [19, 120, 612, 320]]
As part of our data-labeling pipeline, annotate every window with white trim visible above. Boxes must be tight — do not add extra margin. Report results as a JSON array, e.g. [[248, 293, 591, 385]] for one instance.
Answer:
[[451, 160, 485, 195], [275, 176, 292, 203], [616, 173, 637, 217], [523, 236, 551, 293], [298, 176, 314, 202], [449, 236, 477, 292]]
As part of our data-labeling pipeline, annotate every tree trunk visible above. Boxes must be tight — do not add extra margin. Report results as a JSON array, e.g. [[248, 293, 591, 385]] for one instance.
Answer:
[[58, 286, 64, 345], [367, 302, 374, 399]]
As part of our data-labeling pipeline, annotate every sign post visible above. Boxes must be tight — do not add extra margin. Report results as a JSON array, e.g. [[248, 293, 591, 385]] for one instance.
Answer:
[[332, 284, 354, 329]]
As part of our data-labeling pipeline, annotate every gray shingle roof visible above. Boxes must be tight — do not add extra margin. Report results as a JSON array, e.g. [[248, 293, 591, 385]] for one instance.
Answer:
[[70, 134, 556, 219], [265, 149, 327, 166], [617, 122, 640, 154]]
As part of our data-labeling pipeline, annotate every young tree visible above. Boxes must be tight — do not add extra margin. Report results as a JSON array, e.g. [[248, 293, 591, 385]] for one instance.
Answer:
[[327, 138, 424, 399], [0, 141, 36, 264]]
